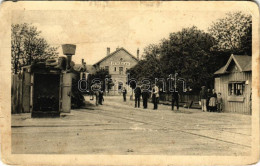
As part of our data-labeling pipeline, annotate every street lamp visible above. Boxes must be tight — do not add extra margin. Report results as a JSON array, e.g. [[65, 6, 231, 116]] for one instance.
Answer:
[[62, 44, 76, 70], [174, 72, 178, 91]]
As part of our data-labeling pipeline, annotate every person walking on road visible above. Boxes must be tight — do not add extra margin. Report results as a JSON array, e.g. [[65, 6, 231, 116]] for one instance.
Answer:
[[171, 89, 179, 111], [152, 84, 159, 110], [122, 87, 127, 102], [199, 86, 207, 112], [134, 85, 142, 108]]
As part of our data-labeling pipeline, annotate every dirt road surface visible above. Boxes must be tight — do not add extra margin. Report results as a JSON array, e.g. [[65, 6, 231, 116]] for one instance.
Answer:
[[12, 96, 251, 155]]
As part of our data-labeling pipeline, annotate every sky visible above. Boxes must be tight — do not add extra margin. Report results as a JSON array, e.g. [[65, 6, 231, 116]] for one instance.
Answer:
[[11, 2, 251, 64]]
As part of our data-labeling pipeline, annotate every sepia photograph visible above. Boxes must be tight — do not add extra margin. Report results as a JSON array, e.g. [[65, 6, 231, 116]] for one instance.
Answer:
[[0, 1, 259, 165]]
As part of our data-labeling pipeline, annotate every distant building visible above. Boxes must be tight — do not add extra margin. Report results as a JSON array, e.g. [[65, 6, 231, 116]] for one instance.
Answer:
[[214, 54, 252, 114], [93, 47, 139, 95]]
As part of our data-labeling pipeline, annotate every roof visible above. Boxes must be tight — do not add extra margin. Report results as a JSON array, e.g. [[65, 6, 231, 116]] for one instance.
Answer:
[[214, 66, 226, 75], [93, 47, 138, 66], [214, 54, 251, 75]]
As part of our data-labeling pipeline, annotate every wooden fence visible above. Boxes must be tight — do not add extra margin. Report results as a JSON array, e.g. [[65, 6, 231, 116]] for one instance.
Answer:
[[12, 74, 31, 114], [158, 92, 201, 109], [159, 92, 200, 102]]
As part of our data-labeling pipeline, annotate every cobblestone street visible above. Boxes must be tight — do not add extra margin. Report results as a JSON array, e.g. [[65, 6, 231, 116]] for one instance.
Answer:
[[12, 96, 251, 155]]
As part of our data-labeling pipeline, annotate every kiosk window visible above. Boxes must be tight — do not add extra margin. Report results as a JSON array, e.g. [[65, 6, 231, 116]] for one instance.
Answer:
[[228, 82, 245, 96]]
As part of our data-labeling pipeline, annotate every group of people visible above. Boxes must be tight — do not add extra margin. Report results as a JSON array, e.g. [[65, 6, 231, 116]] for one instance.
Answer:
[[199, 86, 222, 112], [121, 85, 151, 109], [92, 84, 223, 113], [122, 84, 180, 111]]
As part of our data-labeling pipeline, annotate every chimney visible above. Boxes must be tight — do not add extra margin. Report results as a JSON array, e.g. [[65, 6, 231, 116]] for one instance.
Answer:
[[107, 47, 110, 56], [137, 48, 140, 60]]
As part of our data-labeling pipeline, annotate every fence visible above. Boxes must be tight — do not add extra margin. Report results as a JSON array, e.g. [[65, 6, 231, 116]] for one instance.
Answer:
[[12, 74, 21, 113], [159, 92, 199, 102], [12, 74, 31, 114], [159, 92, 201, 108]]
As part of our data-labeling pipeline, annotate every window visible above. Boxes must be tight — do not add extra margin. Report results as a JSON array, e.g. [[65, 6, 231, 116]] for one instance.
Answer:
[[228, 82, 245, 96], [119, 67, 124, 75], [118, 82, 123, 91], [114, 67, 116, 72]]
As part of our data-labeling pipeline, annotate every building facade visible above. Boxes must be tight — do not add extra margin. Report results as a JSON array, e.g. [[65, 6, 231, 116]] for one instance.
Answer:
[[93, 47, 139, 95], [214, 54, 252, 115]]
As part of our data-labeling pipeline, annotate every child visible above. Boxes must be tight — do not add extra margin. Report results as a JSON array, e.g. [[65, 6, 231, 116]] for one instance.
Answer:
[[217, 93, 223, 113]]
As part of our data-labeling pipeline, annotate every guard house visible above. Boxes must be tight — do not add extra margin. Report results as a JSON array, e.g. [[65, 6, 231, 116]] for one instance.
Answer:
[[214, 54, 252, 115], [93, 47, 139, 95], [11, 44, 77, 117]]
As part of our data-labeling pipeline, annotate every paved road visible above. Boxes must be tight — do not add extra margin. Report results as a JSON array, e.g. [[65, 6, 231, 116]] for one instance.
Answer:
[[12, 96, 251, 155]]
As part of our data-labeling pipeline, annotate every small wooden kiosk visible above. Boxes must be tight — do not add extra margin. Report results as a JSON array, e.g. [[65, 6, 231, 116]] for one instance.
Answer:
[[214, 54, 252, 115]]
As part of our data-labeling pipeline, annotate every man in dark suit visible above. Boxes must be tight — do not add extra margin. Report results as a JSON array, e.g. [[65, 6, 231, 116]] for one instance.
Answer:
[[142, 86, 149, 109], [172, 89, 179, 111], [122, 87, 127, 102], [98, 90, 104, 105], [134, 85, 142, 108]]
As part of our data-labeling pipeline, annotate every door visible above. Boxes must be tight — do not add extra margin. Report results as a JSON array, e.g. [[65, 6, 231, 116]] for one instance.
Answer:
[[33, 73, 60, 113], [62, 73, 72, 113]]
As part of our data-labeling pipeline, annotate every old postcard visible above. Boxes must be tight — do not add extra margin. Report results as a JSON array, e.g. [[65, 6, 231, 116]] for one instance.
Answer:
[[0, 1, 259, 165]]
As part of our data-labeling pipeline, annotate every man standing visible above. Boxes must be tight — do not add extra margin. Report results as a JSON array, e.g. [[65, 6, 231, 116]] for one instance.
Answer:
[[199, 86, 207, 112], [142, 86, 149, 109], [94, 90, 99, 106], [171, 89, 179, 111], [134, 85, 142, 108], [152, 84, 159, 110], [122, 87, 127, 102], [98, 90, 104, 105]]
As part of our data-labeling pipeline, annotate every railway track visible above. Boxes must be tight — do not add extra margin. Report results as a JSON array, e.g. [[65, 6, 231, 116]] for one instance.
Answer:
[[77, 101, 251, 148]]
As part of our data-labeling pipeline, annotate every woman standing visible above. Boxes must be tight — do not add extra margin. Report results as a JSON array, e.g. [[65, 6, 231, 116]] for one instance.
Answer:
[[206, 88, 212, 111], [209, 89, 217, 112]]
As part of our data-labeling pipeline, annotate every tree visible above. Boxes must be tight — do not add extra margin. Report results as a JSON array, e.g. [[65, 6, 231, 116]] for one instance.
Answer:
[[160, 26, 217, 91], [11, 23, 59, 74], [128, 44, 164, 83], [129, 26, 219, 92], [208, 12, 252, 55]]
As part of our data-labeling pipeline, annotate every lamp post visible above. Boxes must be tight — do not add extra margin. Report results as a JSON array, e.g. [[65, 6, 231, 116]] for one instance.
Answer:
[[62, 44, 76, 70], [174, 72, 178, 92]]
